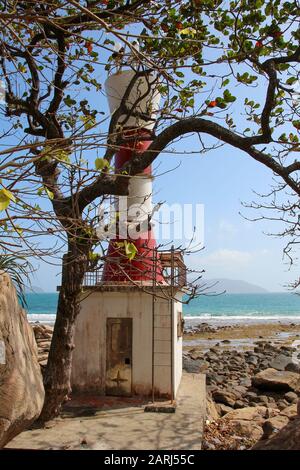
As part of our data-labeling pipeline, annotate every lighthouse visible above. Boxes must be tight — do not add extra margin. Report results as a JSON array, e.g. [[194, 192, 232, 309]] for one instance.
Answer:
[[71, 68, 186, 401], [101, 69, 164, 284]]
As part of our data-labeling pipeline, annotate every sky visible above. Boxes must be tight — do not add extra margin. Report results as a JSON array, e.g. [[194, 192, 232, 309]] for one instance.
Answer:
[[30, 82, 299, 293], [30, 136, 298, 293]]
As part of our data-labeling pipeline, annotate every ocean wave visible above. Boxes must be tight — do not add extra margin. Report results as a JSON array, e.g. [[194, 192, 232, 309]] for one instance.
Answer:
[[184, 314, 300, 319], [184, 315, 300, 325], [27, 313, 56, 324]]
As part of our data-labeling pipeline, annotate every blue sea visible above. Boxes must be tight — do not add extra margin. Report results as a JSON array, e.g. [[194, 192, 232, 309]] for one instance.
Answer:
[[25, 292, 300, 324]]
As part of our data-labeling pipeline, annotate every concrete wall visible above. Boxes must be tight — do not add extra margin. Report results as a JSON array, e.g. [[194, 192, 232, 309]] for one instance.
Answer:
[[72, 289, 183, 398], [173, 299, 183, 396]]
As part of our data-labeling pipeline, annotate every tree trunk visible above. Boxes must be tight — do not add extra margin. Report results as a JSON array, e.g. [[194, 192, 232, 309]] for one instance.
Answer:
[[38, 242, 89, 422]]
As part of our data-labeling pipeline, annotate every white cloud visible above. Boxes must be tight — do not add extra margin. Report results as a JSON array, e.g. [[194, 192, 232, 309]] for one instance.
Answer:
[[204, 249, 252, 266], [218, 219, 237, 237]]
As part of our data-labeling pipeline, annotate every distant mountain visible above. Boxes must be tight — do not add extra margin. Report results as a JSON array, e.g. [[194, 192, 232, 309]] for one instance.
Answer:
[[24, 285, 44, 293], [204, 278, 268, 294]]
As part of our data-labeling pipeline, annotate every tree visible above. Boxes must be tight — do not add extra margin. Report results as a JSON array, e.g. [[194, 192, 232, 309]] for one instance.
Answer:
[[0, 0, 299, 420], [0, 253, 31, 305]]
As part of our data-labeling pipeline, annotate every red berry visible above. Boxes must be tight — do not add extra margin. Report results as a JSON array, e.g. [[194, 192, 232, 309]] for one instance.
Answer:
[[85, 41, 93, 54], [255, 41, 263, 48], [208, 100, 217, 108], [175, 22, 183, 30], [175, 108, 183, 112], [161, 24, 169, 33]]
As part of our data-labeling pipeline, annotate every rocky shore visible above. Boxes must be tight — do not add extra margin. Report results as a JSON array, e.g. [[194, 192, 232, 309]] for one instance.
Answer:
[[31, 320, 300, 450], [184, 321, 300, 450], [32, 323, 53, 370]]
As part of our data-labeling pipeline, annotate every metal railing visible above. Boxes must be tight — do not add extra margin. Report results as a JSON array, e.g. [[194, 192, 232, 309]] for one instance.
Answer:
[[82, 247, 187, 288]]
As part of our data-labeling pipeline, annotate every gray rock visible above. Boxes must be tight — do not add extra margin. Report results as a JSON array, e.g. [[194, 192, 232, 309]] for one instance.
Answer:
[[280, 403, 298, 418], [262, 415, 289, 439], [240, 378, 252, 387], [206, 372, 218, 385], [206, 394, 220, 421], [258, 395, 269, 405], [212, 389, 237, 407], [269, 354, 291, 371], [217, 403, 234, 416], [224, 406, 268, 423], [234, 400, 246, 409], [277, 400, 290, 411], [284, 391, 298, 403], [285, 362, 300, 373], [253, 417, 300, 450], [245, 391, 258, 400], [252, 368, 300, 392], [246, 356, 258, 366]]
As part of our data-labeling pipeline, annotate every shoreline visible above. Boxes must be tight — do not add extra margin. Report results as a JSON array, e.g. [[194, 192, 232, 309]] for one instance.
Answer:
[[27, 314, 300, 327]]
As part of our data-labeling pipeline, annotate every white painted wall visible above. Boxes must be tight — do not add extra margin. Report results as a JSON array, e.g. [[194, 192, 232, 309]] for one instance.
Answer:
[[72, 289, 183, 398], [173, 299, 183, 396]]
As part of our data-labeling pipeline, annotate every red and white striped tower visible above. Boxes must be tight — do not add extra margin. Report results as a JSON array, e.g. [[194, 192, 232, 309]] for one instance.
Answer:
[[102, 70, 164, 283]]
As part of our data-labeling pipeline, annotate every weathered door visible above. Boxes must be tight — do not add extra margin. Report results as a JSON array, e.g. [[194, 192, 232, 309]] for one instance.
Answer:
[[106, 318, 132, 396]]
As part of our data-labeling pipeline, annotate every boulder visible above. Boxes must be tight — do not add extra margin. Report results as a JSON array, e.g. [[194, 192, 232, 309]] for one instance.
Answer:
[[262, 415, 289, 439], [269, 354, 291, 371], [252, 368, 300, 392], [206, 394, 220, 422], [285, 362, 300, 373], [284, 391, 298, 403], [223, 406, 268, 424], [253, 417, 300, 450], [212, 389, 237, 407], [234, 400, 246, 409], [216, 403, 234, 416], [0, 272, 45, 448], [277, 400, 290, 411], [227, 420, 263, 441], [279, 404, 297, 419]]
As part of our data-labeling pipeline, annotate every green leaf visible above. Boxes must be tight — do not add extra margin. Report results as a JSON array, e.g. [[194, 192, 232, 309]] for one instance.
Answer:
[[279, 133, 288, 142], [18, 64, 27, 73], [179, 27, 196, 36], [175, 70, 185, 78], [286, 77, 297, 85], [54, 149, 70, 163], [124, 241, 138, 261], [0, 188, 16, 211], [45, 188, 54, 200], [80, 115, 96, 131], [89, 252, 100, 262], [64, 95, 76, 107], [95, 158, 109, 171], [223, 89, 236, 103]]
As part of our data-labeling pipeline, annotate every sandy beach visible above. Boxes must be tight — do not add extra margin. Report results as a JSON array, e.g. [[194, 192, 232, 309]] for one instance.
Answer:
[[184, 319, 300, 348]]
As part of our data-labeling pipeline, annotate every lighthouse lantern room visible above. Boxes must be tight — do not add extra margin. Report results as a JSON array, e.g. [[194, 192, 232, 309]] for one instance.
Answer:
[[71, 69, 186, 401]]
